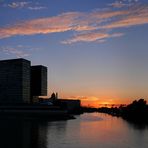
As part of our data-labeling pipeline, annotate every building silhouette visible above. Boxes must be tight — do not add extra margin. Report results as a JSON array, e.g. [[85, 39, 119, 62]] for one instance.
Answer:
[[0, 58, 47, 104], [31, 65, 47, 96]]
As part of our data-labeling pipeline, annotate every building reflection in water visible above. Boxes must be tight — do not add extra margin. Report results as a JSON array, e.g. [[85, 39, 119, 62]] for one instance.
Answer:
[[1, 113, 148, 148], [0, 117, 48, 148]]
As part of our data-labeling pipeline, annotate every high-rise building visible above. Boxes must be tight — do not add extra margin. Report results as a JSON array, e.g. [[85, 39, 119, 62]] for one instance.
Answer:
[[0, 59, 30, 104], [31, 65, 47, 96], [0, 58, 47, 104]]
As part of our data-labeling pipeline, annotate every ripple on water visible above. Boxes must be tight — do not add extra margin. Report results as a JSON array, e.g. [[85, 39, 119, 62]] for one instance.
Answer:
[[81, 113, 103, 122]]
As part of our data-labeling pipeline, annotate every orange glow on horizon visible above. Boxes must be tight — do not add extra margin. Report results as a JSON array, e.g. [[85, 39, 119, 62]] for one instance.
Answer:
[[70, 97, 129, 108], [49, 93, 138, 108]]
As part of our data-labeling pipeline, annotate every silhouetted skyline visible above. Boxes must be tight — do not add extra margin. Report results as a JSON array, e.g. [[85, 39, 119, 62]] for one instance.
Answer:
[[0, 0, 148, 107], [0, 58, 47, 103]]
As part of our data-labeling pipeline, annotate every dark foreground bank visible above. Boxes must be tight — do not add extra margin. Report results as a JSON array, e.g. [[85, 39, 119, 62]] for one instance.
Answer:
[[0, 104, 75, 120]]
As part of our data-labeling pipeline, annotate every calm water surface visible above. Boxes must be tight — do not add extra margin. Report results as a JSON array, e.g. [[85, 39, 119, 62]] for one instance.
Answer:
[[0, 113, 148, 148]]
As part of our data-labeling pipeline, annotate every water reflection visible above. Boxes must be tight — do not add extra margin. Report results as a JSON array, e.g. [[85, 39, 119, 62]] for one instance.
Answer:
[[0, 113, 148, 148], [0, 117, 48, 148], [123, 118, 148, 130]]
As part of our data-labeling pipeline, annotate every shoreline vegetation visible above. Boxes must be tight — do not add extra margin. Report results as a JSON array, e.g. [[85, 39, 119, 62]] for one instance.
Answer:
[[82, 99, 148, 124]]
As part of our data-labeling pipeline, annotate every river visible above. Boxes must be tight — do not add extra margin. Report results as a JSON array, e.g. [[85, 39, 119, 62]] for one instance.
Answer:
[[0, 113, 148, 148]]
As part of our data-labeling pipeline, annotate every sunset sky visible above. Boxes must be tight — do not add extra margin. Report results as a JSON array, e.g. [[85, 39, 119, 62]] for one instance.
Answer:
[[0, 0, 148, 107]]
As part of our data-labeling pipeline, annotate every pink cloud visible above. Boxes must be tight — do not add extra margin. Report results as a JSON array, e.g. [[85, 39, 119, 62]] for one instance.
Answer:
[[101, 5, 148, 29], [62, 32, 124, 44], [0, 9, 128, 39], [0, 1, 148, 43]]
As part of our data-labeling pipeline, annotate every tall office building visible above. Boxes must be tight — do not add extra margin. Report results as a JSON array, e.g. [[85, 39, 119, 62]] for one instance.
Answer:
[[31, 65, 47, 96], [0, 59, 30, 104], [0, 58, 47, 104]]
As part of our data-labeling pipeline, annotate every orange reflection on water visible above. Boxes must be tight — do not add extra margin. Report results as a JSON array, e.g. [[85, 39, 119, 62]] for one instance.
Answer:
[[46, 112, 148, 148], [78, 113, 129, 146]]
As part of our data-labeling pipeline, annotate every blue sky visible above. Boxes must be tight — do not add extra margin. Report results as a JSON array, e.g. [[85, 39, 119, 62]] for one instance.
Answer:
[[0, 0, 148, 106]]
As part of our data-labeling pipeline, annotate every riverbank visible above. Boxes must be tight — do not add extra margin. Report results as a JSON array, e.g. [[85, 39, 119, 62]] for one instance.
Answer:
[[98, 99, 148, 123], [0, 104, 75, 120]]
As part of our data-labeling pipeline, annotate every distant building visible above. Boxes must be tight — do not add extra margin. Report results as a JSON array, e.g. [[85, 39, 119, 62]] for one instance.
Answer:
[[0, 59, 31, 104], [0, 58, 47, 104]]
